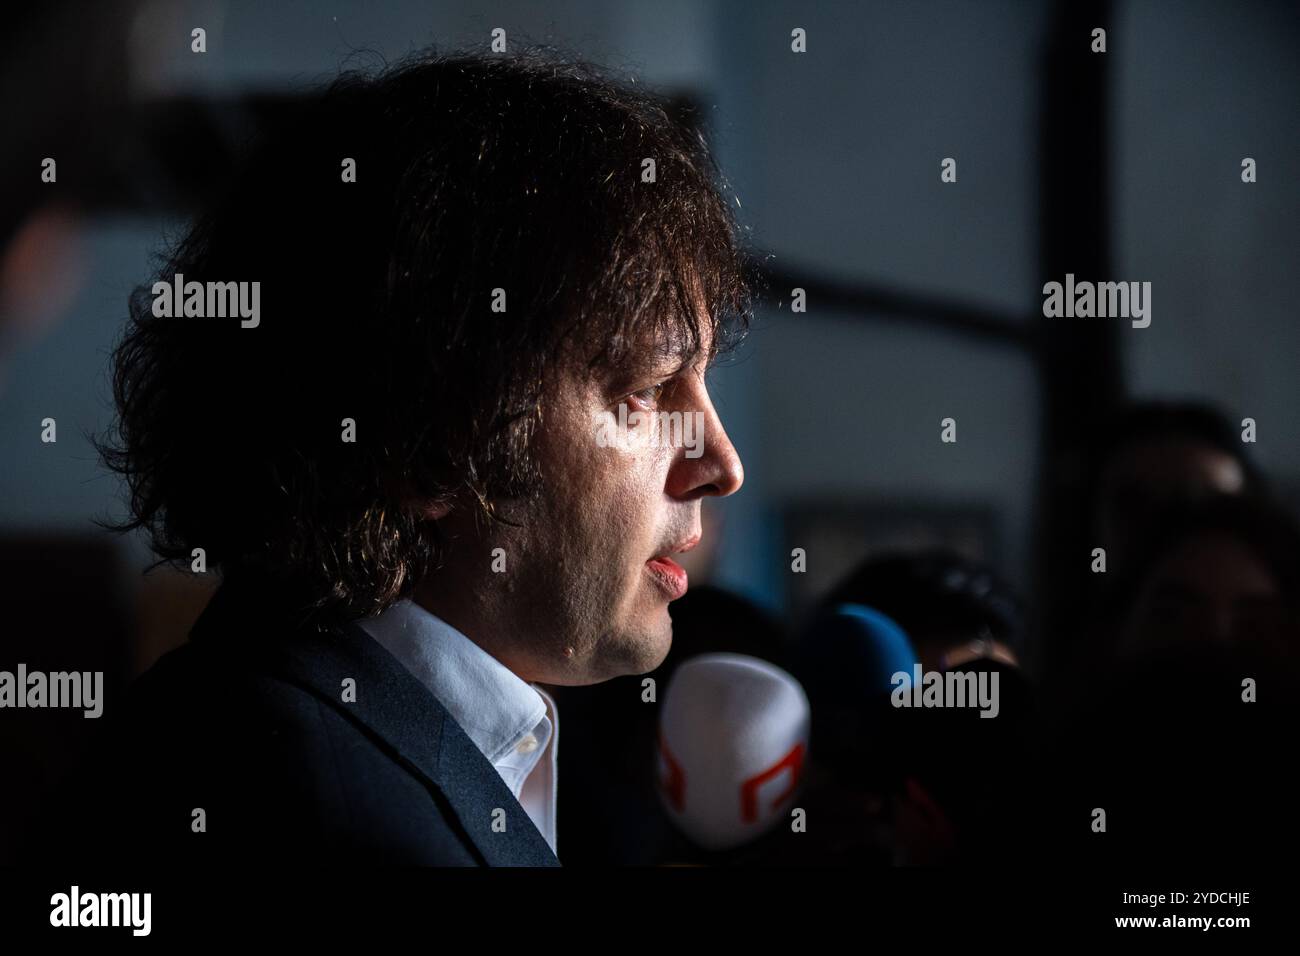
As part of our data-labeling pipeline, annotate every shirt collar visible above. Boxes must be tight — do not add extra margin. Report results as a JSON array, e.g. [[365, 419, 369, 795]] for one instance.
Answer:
[[355, 598, 549, 766]]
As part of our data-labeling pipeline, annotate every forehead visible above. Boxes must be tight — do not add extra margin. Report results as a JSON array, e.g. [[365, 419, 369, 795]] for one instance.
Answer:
[[1106, 439, 1245, 495], [648, 318, 715, 368], [592, 298, 718, 380]]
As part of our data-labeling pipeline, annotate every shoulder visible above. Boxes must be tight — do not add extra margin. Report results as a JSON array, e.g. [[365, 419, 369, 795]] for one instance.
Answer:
[[39, 630, 480, 865]]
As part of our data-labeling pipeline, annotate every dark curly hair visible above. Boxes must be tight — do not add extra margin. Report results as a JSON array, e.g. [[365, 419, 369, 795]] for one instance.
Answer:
[[98, 45, 754, 618]]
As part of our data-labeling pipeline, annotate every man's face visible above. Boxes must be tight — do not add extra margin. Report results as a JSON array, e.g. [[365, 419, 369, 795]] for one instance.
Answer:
[[1095, 438, 1246, 563], [1120, 531, 1292, 655], [417, 325, 744, 685]]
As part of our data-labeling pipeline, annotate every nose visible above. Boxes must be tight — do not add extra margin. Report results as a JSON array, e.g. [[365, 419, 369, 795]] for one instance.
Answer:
[[664, 385, 744, 501]]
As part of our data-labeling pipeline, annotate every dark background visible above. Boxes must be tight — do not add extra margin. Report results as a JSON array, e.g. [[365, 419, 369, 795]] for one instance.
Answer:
[[2, 0, 1298, 866]]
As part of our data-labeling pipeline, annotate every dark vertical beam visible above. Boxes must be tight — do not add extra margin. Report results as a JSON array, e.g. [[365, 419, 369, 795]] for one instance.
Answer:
[[1033, 0, 1126, 692]]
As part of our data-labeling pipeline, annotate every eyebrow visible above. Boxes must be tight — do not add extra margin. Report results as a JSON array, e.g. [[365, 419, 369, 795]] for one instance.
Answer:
[[658, 342, 721, 386], [599, 306, 725, 393], [597, 347, 698, 403]]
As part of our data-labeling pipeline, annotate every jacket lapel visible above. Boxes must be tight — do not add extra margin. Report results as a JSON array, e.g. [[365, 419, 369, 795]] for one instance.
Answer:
[[190, 579, 560, 866]]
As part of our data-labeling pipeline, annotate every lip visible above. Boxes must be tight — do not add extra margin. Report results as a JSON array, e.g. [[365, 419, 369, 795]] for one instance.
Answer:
[[645, 555, 689, 600], [663, 534, 701, 556]]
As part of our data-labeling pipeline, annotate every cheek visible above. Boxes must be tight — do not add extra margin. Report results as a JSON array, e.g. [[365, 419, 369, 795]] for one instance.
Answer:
[[539, 460, 670, 615], [563, 414, 675, 505], [535, 394, 676, 558], [572, 449, 670, 552]]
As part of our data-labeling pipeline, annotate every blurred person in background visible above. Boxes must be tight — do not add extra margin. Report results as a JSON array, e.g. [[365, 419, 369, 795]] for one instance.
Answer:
[[1047, 493, 1300, 866], [796, 549, 1040, 866], [1087, 401, 1268, 576], [819, 549, 1026, 674], [1102, 494, 1300, 662]]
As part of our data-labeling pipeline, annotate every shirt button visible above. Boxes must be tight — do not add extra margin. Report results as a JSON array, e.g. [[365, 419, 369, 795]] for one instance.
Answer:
[[516, 734, 539, 754]]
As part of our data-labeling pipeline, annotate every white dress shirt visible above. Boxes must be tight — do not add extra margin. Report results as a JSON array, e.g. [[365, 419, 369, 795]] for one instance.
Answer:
[[355, 599, 559, 856]]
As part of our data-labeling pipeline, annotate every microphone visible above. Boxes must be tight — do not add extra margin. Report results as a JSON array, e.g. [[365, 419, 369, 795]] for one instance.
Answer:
[[656, 653, 810, 851], [793, 603, 920, 788], [805, 603, 918, 695]]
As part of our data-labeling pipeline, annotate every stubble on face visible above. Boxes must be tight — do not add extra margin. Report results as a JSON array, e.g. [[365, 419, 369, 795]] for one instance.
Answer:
[[416, 367, 686, 686], [500, 373, 684, 684]]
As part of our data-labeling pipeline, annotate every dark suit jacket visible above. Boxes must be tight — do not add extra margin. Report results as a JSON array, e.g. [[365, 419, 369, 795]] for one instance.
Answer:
[[34, 575, 561, 866]]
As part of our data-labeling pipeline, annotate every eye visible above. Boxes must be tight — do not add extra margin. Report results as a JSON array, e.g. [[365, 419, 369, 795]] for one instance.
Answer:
[[626, 381, 666, 409]]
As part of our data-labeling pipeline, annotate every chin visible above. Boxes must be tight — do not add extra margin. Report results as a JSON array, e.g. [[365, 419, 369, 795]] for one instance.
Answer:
[[646, 627, 673, 671], [623, 605, 674, 675]]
